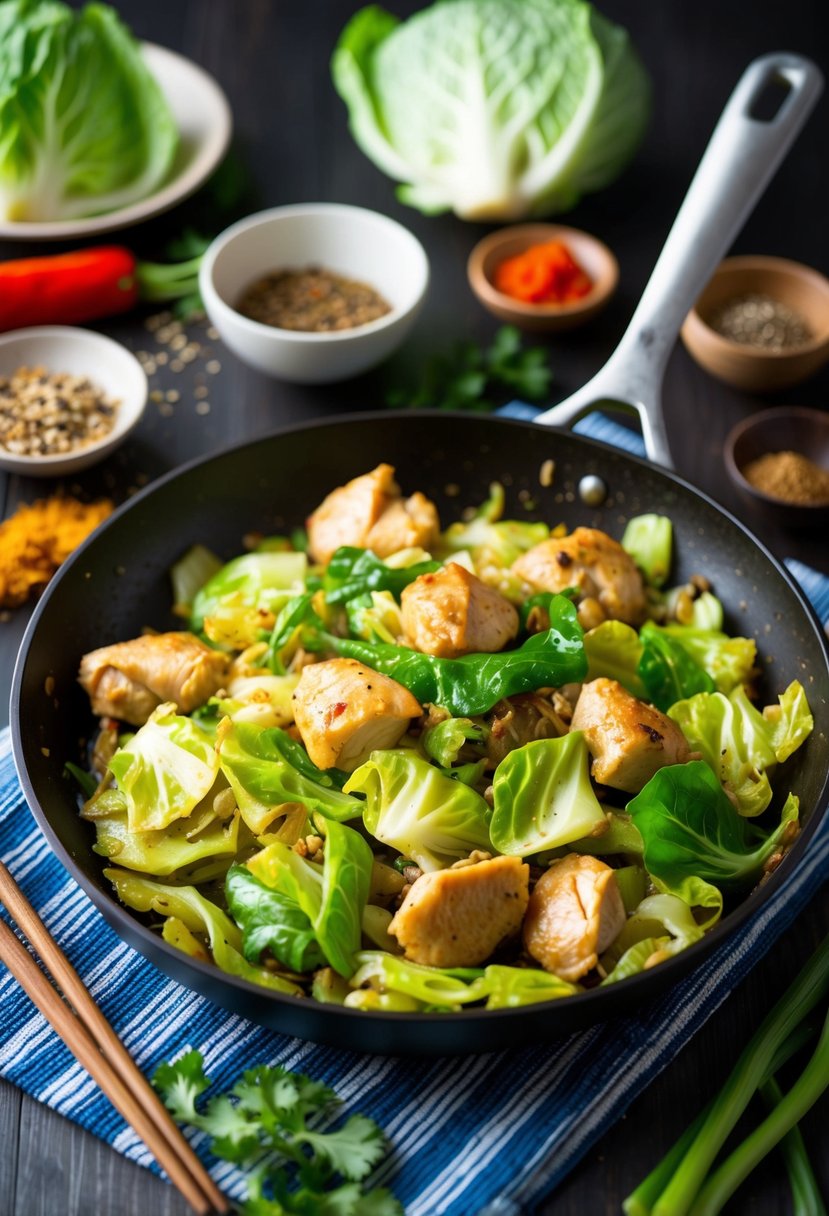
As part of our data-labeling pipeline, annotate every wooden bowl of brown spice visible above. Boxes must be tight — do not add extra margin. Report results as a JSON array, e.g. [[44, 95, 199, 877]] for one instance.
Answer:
[[724, 405, 829, 528]]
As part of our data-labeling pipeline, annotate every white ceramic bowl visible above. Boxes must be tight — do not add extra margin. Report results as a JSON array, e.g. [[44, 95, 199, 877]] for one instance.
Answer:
[[0, 327, 147, 477], [199, 203, 430, 384]]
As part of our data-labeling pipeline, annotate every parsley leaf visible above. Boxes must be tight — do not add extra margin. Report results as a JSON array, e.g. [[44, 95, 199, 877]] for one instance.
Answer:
[[153, 1051, 401, 1215], [387, 325, 552, 411], [152, 1048, 210, 1122]]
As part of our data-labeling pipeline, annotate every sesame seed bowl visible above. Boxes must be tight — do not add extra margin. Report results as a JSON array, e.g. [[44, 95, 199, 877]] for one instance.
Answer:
[[0, 327, 148, 478]]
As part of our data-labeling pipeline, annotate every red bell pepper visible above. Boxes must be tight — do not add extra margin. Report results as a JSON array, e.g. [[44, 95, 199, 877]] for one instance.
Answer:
[[0, 245, 203, 331]]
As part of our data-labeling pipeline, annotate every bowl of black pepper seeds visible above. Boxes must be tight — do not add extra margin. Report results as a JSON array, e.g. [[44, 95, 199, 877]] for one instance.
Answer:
[[0, 326, 147, 477], [199, 204, 429, 384], [680, 255, 829, 392]]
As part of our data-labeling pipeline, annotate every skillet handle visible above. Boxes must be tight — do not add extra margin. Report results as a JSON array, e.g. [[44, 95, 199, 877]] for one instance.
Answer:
[[534, 52, 824, 468]]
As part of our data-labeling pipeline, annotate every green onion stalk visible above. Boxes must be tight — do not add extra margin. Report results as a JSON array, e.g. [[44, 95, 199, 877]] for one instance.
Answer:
[[625, 934, 829, 1216]]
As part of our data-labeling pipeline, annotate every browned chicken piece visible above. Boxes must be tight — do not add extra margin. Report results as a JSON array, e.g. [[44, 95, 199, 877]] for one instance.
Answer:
[[292, 657, 421, 772], [78, 632, 230, 727], [401, 562, 519, 658], [364, 492, 440, 559], [523, 854, 626, 981], [512, 527, 646, 626], [389, 855, 529, 968], [305, 464, 440, 563], [570, 677, 690, 794]]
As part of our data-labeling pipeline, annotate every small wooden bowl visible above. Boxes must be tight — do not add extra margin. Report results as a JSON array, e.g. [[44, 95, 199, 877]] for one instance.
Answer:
[[681, 256, 829, 392], [724, 405, 829, 529], [467, 223, 619, 332]]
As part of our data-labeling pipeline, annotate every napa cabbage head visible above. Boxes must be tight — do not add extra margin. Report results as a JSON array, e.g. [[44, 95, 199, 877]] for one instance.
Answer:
[[332, 0, 650, 220], [0, 1, 178, 222]]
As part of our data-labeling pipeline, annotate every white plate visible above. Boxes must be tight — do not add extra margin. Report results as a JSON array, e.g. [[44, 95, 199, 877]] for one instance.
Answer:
[[0, 43, 232, 241]]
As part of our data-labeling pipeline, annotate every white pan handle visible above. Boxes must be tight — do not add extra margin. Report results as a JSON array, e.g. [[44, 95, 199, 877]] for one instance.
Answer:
[[535, 53, 824, 467]]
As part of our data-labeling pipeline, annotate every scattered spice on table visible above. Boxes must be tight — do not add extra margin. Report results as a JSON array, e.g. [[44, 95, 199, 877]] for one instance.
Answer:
[[493, 239, 593, 305], [708, 293, 812, 351], [0, 496, 114, 608], [0, 366, 119, 457], [236, 266, 392, 331], [743, 450, 829, 505]]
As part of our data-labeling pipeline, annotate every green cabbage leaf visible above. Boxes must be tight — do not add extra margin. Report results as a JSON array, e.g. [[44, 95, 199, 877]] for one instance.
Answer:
[[347, 952, 579, 1010], [324, 546, 439, 604], [650, 623, 756, 695], [601, 893, 705, 984], [191, 551, 307, 649], [104, 869, 302, 995], [107, 703, 219, 833], [490, 733, 607, 855], [0, 1, 178, 221], [440, 483, 549, 568], [332, 0, 650, 220], [626, 761, 800, 904], [225, 862, 325, 974], [246, 821, 372, 977], [217, 721, 360, 835], [345, 748, 492, 871], [621, 514, 672, 587], [668, 681, 813, 817], [637, 621, 715, 712]]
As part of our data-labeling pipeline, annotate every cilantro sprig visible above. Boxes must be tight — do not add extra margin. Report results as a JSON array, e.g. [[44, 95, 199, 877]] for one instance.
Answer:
[[153, 1050, 401, 1215], [386, 324, 552, 411]]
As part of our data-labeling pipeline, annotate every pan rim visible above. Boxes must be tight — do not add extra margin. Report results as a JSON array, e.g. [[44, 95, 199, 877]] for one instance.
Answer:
[[10, 409, 829, 1035]]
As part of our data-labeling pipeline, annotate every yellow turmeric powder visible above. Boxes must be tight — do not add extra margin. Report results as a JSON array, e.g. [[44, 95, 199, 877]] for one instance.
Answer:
[[0, 496, 114, 609]]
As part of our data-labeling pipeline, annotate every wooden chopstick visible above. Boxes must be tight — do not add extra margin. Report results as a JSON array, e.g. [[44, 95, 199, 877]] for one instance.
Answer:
[[0, 863, 230, 1216]]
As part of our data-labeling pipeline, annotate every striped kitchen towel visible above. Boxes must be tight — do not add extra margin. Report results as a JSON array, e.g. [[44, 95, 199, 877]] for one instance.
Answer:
[[1, 409, 827, 1216]]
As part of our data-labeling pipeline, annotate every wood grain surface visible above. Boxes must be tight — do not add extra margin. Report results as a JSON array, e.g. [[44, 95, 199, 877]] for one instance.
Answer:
[[0, 1, 827, 1213]]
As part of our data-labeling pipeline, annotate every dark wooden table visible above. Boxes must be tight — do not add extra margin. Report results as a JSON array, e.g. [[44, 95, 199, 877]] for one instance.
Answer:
[[0, 2, 827, 1213]]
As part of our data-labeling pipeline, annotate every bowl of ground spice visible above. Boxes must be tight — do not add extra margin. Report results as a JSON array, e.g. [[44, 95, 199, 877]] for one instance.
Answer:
[[199, 204, 429, 384], [681, 256, 829, 392], [725, 406, 829, 528], [0, 326, 147, 476]]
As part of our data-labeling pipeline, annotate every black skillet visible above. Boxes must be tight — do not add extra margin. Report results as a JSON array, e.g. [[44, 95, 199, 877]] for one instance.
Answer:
[[11, 55, 829, 1055]]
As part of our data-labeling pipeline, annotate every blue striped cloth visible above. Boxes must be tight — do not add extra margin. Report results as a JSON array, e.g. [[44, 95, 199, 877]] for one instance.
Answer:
[[1, 409, 828, 1215]]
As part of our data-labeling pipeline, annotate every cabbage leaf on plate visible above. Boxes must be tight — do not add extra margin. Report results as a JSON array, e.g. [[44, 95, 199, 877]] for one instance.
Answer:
[[0, 0, 178, 221]]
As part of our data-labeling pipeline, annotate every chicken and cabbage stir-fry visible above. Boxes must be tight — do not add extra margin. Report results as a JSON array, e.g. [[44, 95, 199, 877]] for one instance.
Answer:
[[74, 464, 814, 1013]]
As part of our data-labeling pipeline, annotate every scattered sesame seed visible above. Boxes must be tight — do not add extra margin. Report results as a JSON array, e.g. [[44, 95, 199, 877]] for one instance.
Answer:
[[166, 390, 181, 404], [194, 385, 209, 399], [206, 360, 221, 375], [170, 359, 185, 373], [195, 400, 211, 415]]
